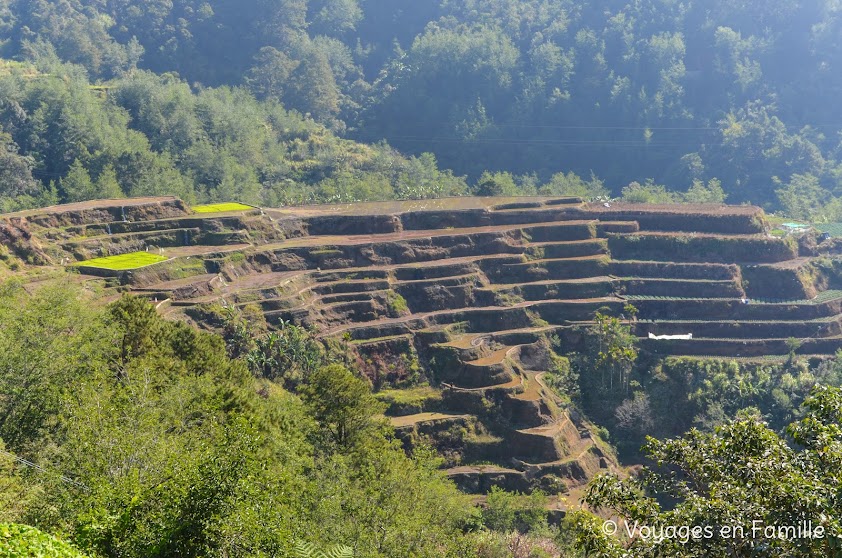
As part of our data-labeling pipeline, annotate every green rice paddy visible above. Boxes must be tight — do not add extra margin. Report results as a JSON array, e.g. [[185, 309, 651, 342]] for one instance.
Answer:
[[192, 202, 253, 213], [74, 252, 168, 270]]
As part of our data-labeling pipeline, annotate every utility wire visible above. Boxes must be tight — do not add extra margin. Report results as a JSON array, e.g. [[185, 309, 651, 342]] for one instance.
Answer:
[[0, 448, 89, 491]]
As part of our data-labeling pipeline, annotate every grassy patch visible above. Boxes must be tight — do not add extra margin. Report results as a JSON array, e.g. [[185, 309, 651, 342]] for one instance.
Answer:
[[376, 385, 442, 415], [192, 202, 254, 213], [495, 291, 525, 306], [74, 252, 168, 270], [386, 291, 409, 315]]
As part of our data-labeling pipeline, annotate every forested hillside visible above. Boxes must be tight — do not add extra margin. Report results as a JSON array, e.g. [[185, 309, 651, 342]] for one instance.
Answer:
[[3, 0, 842, 217], [0, 62, 469, 213]]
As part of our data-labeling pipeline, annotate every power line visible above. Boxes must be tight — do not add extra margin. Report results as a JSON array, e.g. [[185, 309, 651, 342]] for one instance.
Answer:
[[384, 135, 716, 148], [0, 448, 89, 491]]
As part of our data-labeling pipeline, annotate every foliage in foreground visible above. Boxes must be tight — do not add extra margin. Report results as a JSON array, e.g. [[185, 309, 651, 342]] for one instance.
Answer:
[[0, 523, 89, 558], [568, 386, 842, 557], [0, 284, 476, 557]]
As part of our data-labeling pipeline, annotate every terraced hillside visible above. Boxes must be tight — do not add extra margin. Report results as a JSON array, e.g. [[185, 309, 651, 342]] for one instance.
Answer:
[[5, 195, 842, 502]]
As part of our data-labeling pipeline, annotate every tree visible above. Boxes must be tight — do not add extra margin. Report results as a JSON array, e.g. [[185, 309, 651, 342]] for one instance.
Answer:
[[775, 173, 831, 221], [309, 443, 475, 557], [0, 280, 478, 557], [308, 0, 362, 36], [299, 364, 386, 450], [539, 172, 608, 199], [613, 392, 654, 440], [109, 294, 162, 365], [293, 541, 353, 558], [94, 165, 124, 199], [482, 487, 548, 533], [683, 178, 727, 204], [621, 179, 679, 203], [0, 441, 34, 523], [286, 48, 342, 126], [246, 46, 298, 101], [394, 153, 468, 199], [474, 171, 519, 197], [0, 282, 114, 450], [571, 386, 842, 557], [59, 160, 96, 203], [0, 130, 38, 199], [247, 321, 325, 387], [584, 312, 638, 396]]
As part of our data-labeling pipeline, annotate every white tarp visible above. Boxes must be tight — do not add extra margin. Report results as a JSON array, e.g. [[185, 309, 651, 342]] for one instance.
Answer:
[[648, 332, 693, 340]]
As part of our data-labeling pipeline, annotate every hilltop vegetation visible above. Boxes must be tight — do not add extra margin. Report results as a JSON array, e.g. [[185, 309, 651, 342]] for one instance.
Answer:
[[2, 1, 842, 216], [0, 64, 467, 213]]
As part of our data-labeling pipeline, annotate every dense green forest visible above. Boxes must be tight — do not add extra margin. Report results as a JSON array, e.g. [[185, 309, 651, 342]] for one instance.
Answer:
[[2, 0, 842, 217]]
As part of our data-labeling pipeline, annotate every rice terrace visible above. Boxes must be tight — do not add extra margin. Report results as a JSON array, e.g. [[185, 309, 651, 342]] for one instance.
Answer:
[[73, 251, 168, 271], [192, 202, 255, 213], [4, 194, 842, 511]]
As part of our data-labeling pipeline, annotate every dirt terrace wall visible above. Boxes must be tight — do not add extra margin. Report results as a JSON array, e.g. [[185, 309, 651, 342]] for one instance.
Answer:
[[394, 261, 479, 280], [608, 234, 797, 263], [305, 214, 402, 235], [640, 337, 842, 357], [621, 278, 743, 298], [0, 219, 51, 264], [633, 297, 842, 321], [635, 318, 841, 340], [353, 336, 418, 386], [483, 258, 609, 284], [26, 199, 189, 228], [395, 205, 763, 234], [313, 279, 390, 295], [448, 469, 531, 494], [345, 322, 418, 341], [530, 239, 607, 259], [529, 446, 607, 485], [610, 261, 738, 280], [492, 201, 545, 210], [457, 361, 515, 389], [66, 228, 242, 259], [259, 231, 522, 272], [533, 300, 624, 323], [398, 207, 583, 230], [500, 397, 548, 429], [740, 264, 814, 300], [397, 279, 478, 313], [521, 222, 595, 242], [504, 280, 613, 301], [315, 269, 388, 281], [506, 429, 562, 463], [63, 215, 248, 237], [591, 208, 764, 234]]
